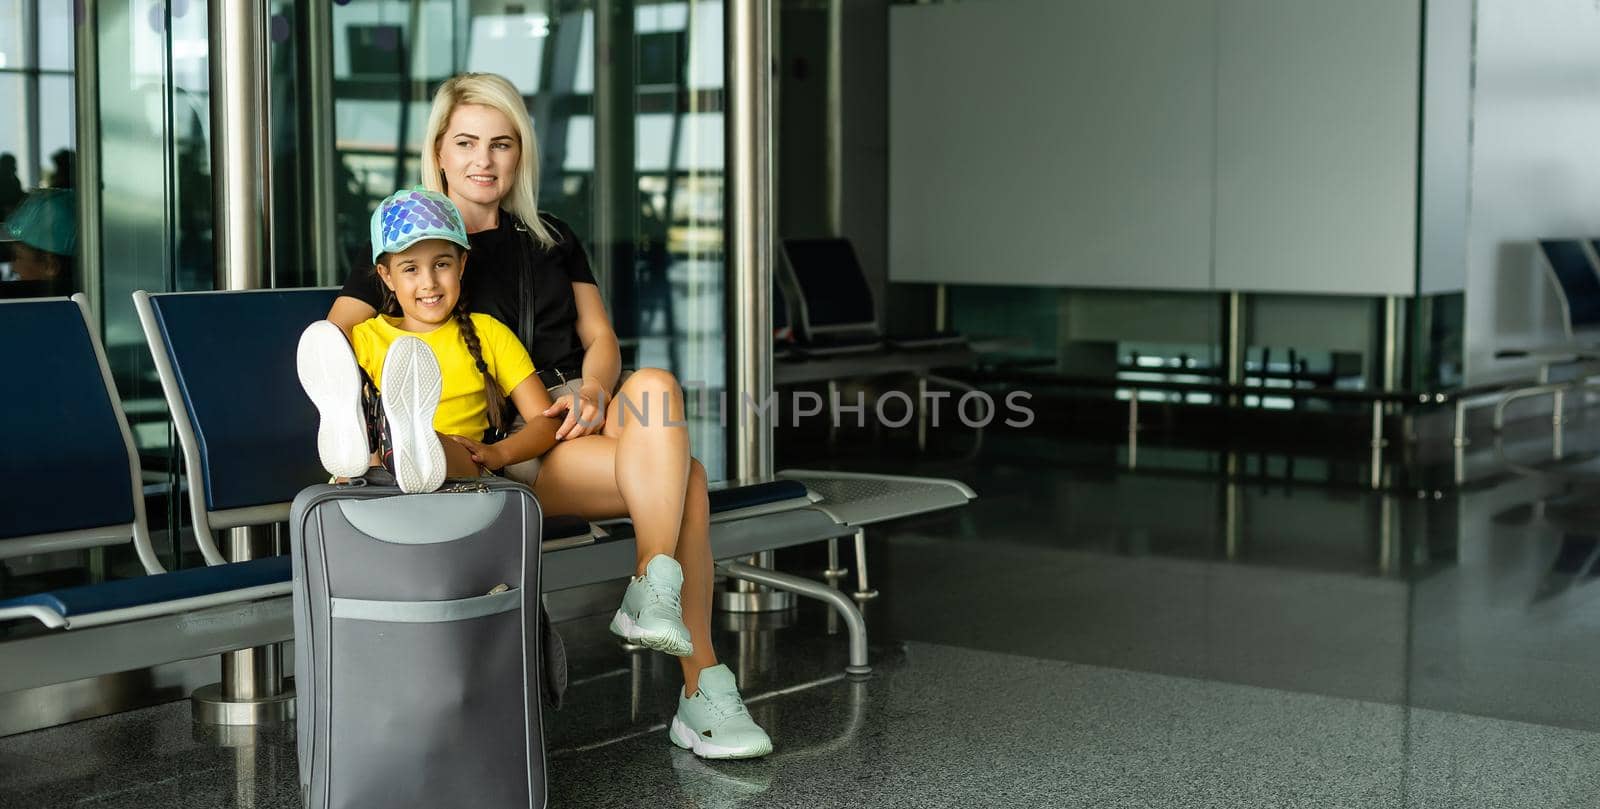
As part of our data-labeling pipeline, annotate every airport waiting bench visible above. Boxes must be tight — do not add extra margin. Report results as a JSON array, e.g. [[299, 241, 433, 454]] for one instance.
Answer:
[[0, 290, 973, 699]]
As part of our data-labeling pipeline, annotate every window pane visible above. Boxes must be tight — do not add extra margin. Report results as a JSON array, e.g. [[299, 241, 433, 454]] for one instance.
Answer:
[[466, 13, 547, 93], [0, 0, 22, 70], [685, 1, 722, 90], [170, 1, 211, 92], [0, 74, 25, 186], [39, 0, 73, 72], [563, 114, 594, 171], [38, 74, 74, 187], [410, 0, 458, 81]]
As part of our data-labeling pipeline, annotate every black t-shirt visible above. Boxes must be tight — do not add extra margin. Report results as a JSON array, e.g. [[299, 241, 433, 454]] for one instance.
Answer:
[[341, 210, 597, 373]]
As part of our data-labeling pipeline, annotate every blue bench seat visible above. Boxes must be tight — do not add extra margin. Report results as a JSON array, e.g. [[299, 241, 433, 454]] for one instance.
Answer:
[[0, 557, 292, 620], [0, 557, 293, 630], [709, 480, 810, 513]]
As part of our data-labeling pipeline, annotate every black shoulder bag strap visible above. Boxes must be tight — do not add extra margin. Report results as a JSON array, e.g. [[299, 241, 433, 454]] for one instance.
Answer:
[[510, 213, 539, 356], [473, 213, 538, 445]]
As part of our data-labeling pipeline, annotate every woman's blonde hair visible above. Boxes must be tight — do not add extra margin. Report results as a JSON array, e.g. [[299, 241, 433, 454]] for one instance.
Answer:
[[421, 72, 557, 249]]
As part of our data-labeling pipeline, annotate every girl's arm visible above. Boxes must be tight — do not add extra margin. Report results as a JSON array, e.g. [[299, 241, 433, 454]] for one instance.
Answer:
[[447, 375, 561, 470], [327, 296, 377, 339]]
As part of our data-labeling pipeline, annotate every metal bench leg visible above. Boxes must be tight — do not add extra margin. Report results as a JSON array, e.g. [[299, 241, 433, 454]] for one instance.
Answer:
[[1553, 388, 1566, 460], [193, 525, 293, 726], [852, 528, 879, 600], [1127, 390, 1140, 471], [1369, 401, 1386, 491], [719, 561, 871, 675], [822, 536, 849, 584], [629, 646, 646, 722]]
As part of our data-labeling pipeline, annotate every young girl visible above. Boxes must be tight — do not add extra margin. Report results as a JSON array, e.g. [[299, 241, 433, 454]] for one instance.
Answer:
[[297, 186, 561, 494]]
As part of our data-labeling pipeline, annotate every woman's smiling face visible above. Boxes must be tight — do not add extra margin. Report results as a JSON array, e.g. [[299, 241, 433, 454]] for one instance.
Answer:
[[437, 103, 521, 212]]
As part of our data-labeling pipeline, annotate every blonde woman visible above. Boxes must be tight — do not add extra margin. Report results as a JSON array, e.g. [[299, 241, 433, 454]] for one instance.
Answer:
[[327, 73, 772, 759]]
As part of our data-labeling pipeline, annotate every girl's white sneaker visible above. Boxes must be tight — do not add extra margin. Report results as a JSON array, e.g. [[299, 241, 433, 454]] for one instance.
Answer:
[[296, 321, 371, 479], [380, 336, 447, 494]]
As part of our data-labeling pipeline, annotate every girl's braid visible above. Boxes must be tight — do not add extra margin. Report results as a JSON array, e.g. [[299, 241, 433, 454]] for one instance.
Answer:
[[453, 295, 507, 438]]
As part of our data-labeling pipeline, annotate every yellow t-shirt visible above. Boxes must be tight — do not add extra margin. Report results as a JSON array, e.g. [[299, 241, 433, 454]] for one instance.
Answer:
[[351, 313, 536, 440]]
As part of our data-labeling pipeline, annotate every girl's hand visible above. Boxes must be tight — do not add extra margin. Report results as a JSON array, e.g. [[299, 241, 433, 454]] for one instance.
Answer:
[[543, 381, 606, 440], [447, 434, 505, 471]]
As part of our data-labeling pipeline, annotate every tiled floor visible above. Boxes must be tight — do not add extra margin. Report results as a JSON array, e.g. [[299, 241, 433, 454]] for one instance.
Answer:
[[5, 426, 1600, 808]]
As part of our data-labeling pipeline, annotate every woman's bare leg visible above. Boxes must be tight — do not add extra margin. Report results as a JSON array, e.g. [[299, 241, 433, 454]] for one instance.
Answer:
[[675, 459, 718, 695], [603, 370, 716, 689], [531, 435, 628, 517], [534, 438, 721, 692], [603, 368, 690, 575]]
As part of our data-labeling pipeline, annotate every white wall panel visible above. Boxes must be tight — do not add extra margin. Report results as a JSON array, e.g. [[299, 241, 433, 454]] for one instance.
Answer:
[[1213, 0, 1420, 296], [888, 0, 1216, 290]]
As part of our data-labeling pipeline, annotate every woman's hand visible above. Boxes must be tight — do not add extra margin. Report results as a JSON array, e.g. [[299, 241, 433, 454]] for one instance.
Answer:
[[544, 381, 607, 440], [446, 434, 506, 471]]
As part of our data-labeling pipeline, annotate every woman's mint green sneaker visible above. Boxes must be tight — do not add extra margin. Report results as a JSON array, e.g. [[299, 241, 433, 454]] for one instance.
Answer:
[[669, 664, 773, 760], [609, 555, 694, 656]]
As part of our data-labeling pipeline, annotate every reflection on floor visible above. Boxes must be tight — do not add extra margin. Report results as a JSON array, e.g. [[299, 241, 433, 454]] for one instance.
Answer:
[[5, 426, 1600, 807]]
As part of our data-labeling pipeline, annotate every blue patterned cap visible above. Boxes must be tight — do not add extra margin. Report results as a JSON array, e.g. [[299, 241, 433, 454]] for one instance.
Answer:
[[370, 186, 470, 263]]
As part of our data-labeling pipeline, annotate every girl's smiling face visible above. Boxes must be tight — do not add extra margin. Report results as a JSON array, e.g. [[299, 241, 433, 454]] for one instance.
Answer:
[[376, 239, 467, 332]]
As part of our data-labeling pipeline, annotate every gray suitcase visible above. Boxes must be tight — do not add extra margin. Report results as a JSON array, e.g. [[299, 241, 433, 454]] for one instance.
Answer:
[[290, 477, 548, 809]]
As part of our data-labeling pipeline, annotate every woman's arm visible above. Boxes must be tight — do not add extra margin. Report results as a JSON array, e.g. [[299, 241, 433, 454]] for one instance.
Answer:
[[327, 296, 378, 339], [573, 282, 621, 393], [448, 375, 561, 470], [544, 282, 621, 439]]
